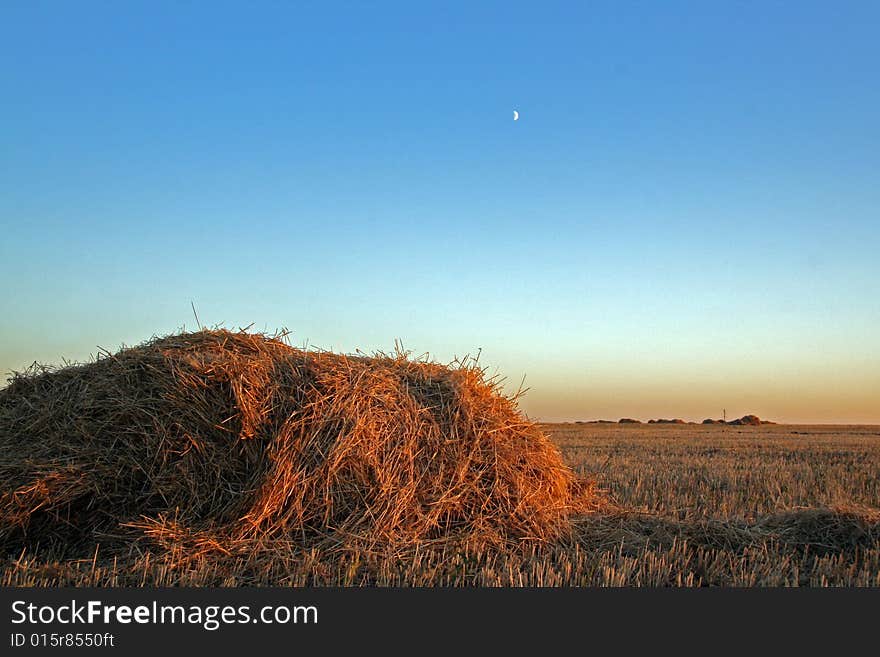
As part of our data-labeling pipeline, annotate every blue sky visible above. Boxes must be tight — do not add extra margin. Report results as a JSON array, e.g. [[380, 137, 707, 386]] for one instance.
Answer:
[[2, 1, 878, 422]]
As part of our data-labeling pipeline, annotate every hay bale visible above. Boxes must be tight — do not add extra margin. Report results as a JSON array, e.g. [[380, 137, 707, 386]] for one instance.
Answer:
[[728, 414, 762, 426], [0, 330, 593, 562]]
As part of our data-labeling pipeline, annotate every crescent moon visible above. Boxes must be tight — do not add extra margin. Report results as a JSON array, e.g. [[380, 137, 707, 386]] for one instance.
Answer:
[[513, 110, 519, 121]]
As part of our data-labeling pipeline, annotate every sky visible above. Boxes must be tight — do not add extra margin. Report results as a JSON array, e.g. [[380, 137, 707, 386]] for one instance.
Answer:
[[1, 1, 878, 423]]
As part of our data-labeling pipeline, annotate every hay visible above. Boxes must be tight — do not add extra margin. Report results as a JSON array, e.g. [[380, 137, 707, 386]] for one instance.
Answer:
[[0, 329, 595, 565], [728, 414, 763, 426]]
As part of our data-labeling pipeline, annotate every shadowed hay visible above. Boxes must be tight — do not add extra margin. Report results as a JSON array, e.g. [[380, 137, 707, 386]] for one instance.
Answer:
[[0, 330, 596, 566]]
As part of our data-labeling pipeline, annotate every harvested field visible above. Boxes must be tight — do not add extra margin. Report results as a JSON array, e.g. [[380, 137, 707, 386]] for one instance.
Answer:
[[549, 422, 880, 518], [1, 333, 878, 586]]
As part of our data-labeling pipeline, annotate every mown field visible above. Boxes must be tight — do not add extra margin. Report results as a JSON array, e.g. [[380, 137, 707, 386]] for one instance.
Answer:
[[544, 422, 880, 586], [4, 423, 879, 586], [549, 423, 880, 519]]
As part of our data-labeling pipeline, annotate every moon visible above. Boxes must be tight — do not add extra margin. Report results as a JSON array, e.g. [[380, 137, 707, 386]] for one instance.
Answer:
[[513, 110, 519, 121]]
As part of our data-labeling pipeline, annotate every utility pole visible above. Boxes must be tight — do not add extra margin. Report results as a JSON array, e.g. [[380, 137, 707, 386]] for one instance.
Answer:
[[723, 408, 727, 423]]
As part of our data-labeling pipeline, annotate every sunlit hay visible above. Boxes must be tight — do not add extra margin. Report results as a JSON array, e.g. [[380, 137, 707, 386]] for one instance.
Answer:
[[0, 329, 596, 567], [4, 506, 879, 586]]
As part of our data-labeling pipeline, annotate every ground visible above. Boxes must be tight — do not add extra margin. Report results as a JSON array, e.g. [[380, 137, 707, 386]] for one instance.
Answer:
[[4, 423, 879, 586], [547, 422, 880, 519], [542, 422, 880, 586]]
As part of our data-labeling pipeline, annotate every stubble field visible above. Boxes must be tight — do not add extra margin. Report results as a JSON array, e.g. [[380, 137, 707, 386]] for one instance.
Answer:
[[543, 422, 880, 586], [548, 422, 880, 519], [4, 423, 879, 586]]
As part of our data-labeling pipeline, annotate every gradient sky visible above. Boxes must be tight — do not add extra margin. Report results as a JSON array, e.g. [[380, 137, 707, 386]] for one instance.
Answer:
[[2, 2, 878, 423]]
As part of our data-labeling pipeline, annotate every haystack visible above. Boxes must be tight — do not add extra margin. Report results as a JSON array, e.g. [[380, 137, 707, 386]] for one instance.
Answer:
[[728, 414, 762, 426], [0, 330, 593, 562]]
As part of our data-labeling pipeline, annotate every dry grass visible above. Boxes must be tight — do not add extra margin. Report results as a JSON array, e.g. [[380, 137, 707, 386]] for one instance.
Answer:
[[1, 333, 878, 586], [0, 329, 593, 581], [4, 505, 878, 586], [550, 422, 880, 518]]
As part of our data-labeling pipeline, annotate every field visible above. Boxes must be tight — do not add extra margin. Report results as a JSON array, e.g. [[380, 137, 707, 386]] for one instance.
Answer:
[[544, 422, 880, 586], [4, 422, 878, 587], [550, 422, 880, 519]]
